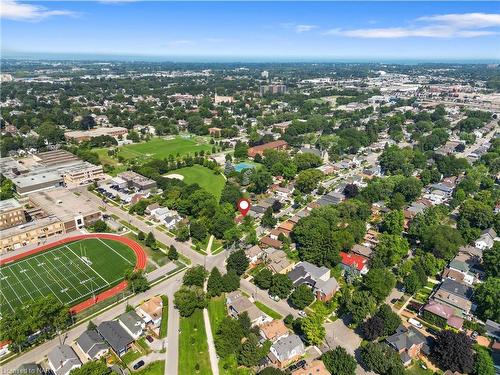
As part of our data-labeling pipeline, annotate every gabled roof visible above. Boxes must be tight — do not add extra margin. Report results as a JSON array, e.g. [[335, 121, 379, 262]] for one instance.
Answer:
[[97, 321, 134, 353], [386, 325, 426, 351], [271, 334, 305, 361], [76, 330, 108, 358], [439, 278, 473, 300], [339, 252, 368, 271], [118, 311, 144, 333]]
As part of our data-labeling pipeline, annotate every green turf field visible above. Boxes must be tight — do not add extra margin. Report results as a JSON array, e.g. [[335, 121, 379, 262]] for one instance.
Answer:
[[164, 165, 226, 199], [117, 137, 212, 161], [0, 238, 137, 314]]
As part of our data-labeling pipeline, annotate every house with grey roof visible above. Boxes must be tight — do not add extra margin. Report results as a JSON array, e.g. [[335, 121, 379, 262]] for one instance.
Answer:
[[118, 311, 145, 340], [475, 228, 497, 250], [386, 326, 429, 366], [287, 261, 339, 302], [226, 291, 272, 327], [268, 334, 305, 368], [14, 363, 43, 374], [75, 330, 109, 361], [485, 319, 500, 341], [317, 191, 345, 207], [47, 345, 81, 375], [97, 321, 134, 357]]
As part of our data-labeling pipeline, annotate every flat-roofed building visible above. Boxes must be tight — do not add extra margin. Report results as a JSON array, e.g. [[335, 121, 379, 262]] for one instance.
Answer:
[[0, 198, 26, 230], [63, 162, 104, 186], [64, 127, 128, 142], [118, 171, 157, 191], [247, 140, 288, 158], [11, 171, 64, 196], [29, 188, 101, 232], [0, 216, 64, 253]]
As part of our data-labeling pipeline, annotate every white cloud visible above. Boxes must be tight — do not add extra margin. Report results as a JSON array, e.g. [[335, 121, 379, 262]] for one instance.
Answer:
[[418, 13, 500, 29], [295, 24, 317, 33], [326, 12, 500, 39], [1, 0, 77, 21]]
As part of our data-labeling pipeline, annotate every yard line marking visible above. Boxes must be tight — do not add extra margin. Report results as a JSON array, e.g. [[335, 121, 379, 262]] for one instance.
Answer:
[[24, 256, 65, 304], [39, 251, 77, 299], [59, 247, 94, 297], [8, 263, 37, 302], [66, 245, 110, 289], [0, 289, 15, 313], [96, 238, 134, 266], [0, 268, 25, 306]]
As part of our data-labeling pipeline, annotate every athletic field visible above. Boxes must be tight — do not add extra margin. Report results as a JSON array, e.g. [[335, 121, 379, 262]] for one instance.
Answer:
[[117, 137, 213, 161], [164, 165, 226, 199], [0, 237, 139, 314]]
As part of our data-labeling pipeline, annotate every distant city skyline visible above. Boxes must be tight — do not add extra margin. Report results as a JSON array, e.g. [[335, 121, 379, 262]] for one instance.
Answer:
[[1, 1, 500, 62]]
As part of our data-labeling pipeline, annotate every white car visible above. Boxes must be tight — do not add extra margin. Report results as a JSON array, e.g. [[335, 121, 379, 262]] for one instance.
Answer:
[[408, 318, 423, 329]]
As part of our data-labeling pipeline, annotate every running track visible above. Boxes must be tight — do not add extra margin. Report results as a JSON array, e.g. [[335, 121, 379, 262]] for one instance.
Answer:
[[0, 233, 147, 314]]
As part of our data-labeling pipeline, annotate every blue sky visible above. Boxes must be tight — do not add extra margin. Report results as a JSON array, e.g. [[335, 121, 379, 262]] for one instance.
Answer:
[[1, 1, 500, 61]]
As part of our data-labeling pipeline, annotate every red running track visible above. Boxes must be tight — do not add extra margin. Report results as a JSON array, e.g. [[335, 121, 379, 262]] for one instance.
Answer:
[[0, 233, 147, 314]]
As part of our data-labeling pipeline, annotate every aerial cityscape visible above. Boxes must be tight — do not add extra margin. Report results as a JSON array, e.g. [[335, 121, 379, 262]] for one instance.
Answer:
[[0, 1, 499, 375]]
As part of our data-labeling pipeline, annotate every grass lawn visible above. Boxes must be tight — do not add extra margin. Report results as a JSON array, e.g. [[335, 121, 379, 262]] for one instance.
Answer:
[[121, 348, 142, 365], [254, 301, 283, 319], [164, 165, 226, 199], [159, 295, 168, 338], [118, 136, 212, 161], [207, 295, 226, 336], [406, 361, 435, 375], [178, 309, 212, 375], [134, 360, 165, 375], [0, 238, 137, 314]]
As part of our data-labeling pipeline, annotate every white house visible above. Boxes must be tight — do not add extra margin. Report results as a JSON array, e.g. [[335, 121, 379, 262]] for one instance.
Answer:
[[136, 296, 163, 328], [475, 229, 497, 250], [47, 345, 81, 375], [118, 311, 145, 340]]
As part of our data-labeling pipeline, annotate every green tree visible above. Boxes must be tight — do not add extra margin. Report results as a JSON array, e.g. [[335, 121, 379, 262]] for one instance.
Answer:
[[214, 317, 244, 358], [137, 230, 145, 241], [145, 232, 157, 249], [226, 250, 249, 276], [421, 224, 464, 260], [483, 242, 500, 278], [269, 274, 293, 299], [207, 267, 224, 297], [322, 346, 357, 375], [190, 220, 208, 242], [183, 265, 207, 287], [261, 207, 277, 228], [289, 285, 315, 310], [221, 270, 241, 292], [360, 342, 405, 375], [380, 210, 404, 235], [374, 233, 409, 267], [69, 361, 112, 375], [460, 199, 494, 229], [249, 168, 273, 194], [125, 270, 150, 293], [295, 169, 323, 193], [238, 334, 265, 366], [254, 268, 273, 290], [91, 220, 108, 233], [301, 313, 325, 345], [167, 245, 179, 261], [364, 268, 396, 303], [474, 278, 500, 321], [342, 289, 377, 325], [173, 286, 207, 317], [474, 346, 495, 375]]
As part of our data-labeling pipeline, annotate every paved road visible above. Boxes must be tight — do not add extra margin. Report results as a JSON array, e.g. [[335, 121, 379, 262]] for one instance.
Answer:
[[165, 277, 182, 375]]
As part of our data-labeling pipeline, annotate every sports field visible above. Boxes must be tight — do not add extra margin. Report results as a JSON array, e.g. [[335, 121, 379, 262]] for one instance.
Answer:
[[164, 165, 226, 199], [0, 237, 139, 314], [117, 137, 212, 161]]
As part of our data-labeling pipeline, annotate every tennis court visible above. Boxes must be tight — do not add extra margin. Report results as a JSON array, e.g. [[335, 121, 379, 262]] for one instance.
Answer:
[[0, 237, 139, 314]]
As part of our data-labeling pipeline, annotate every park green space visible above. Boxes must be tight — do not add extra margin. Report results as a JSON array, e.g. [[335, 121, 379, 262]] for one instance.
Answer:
[[178, 309, 212, 375], [0, 238, 136, 313], [165, 165, 226, 199], [134, 361, 165, 375], [254, 301, 282, 319], [118, 137, 212, 161]]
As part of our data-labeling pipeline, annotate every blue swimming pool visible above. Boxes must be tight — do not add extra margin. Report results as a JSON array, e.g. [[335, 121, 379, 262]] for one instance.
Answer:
[[234, 163, 256, 172]]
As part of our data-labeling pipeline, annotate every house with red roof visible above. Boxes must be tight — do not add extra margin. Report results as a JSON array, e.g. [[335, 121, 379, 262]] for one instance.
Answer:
[[339, 251, 369, 275]]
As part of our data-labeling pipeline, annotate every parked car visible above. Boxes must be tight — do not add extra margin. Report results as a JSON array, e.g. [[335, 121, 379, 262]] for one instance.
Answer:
[[146, 335, 154, 343], [471, 331, 479, 340], [133, 360, 145, 370], [298, 311, 307, 317], [408, 318, 423, 329]]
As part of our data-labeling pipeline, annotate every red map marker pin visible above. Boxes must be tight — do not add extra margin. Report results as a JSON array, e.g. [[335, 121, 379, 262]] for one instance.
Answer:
[[237, 198, 251, 217]]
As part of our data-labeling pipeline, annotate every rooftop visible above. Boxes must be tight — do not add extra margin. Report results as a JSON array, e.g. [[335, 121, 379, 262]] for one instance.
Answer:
[[0, 198, 21, 213]]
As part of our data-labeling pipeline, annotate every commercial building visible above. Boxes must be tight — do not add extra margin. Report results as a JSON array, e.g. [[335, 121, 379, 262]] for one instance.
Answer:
[[260, 84, 287, 96], [11, 171, 64, 196], [0, 198, 26, 230], [34, 150, 80, 166], [64, 126, 128, 142], [118, 171, 157, 191]]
